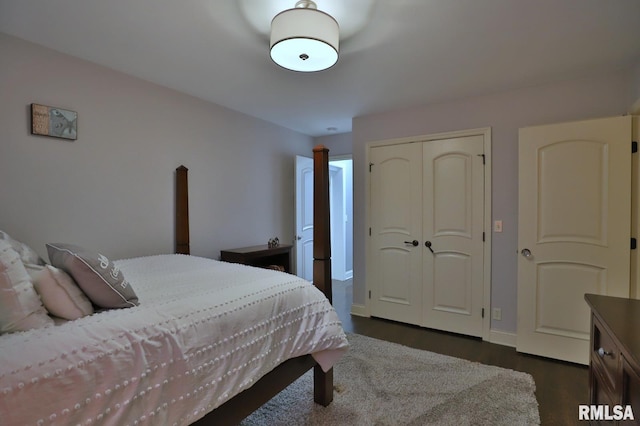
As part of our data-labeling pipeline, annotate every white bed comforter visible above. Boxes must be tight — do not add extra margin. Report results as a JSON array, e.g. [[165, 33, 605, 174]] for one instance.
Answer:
[[0, 254, 349, 426]]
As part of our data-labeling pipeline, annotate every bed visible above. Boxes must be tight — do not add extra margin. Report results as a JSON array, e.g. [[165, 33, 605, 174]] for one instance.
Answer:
[[0, 145, 348, 425]]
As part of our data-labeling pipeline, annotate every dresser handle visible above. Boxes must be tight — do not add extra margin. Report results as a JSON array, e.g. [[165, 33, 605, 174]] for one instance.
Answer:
[[598, 347, 611, 358]]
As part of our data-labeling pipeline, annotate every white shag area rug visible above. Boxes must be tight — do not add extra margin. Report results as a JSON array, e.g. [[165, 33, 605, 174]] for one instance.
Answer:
[[242, 333, 540, 425]]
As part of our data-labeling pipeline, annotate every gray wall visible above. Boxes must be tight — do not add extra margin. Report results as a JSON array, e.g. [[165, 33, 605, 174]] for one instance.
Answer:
[[315, 132, 352, 157], [4, 30, 636, 335], [0, 33, 313, 261], [633, 59, 640, 107], [352, 69, 635, 334]]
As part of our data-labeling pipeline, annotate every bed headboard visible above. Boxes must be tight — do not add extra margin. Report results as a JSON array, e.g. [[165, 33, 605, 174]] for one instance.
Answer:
[[173, 147, 331, 301], [175, 165, 190, 255]]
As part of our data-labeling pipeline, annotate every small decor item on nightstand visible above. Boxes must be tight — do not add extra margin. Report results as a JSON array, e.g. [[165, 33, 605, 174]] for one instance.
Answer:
[[268, 237, 280, 248], [267, 265, 285, 272]]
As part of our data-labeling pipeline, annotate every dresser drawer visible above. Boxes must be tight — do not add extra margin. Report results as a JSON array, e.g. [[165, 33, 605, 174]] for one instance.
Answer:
[[592, 316, 620, 394], [592, 368, 617, 408], [586, 294, 640, 424]]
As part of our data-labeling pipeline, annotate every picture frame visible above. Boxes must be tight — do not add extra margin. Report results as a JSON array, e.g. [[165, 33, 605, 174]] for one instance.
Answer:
[[31, 103, 77, 140]]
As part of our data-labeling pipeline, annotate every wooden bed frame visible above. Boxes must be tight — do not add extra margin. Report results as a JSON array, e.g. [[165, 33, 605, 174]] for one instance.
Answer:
[[175, 145, 334, 425]]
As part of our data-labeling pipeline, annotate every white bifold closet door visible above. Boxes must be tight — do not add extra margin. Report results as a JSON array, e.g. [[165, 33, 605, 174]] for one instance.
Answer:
[[370, 135, 485, 337]]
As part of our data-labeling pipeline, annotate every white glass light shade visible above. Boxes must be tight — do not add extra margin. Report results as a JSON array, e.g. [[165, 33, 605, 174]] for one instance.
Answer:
[[270, 7, 339, 72]]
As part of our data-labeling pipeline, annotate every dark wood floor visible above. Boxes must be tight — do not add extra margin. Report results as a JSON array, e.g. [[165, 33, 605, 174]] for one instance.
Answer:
[[331, 280, 588, 426]]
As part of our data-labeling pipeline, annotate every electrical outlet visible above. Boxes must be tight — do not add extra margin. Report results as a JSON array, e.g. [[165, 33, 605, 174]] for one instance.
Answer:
[[492, 308, 502, 321]]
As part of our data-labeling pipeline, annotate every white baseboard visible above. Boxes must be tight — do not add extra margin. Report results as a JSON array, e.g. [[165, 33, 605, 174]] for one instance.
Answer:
[[347, 305, 516, 346], [489, 329, 517, 348], [332, 270, 353, 281], [350, 303, 368, 317]]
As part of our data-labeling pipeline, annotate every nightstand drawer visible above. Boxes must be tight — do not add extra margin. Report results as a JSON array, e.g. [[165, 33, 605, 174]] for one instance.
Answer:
[[592, 317, 619, 393]]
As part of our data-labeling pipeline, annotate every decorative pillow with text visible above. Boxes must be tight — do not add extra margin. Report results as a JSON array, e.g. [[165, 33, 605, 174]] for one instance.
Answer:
[[46, 243, 139, 309]]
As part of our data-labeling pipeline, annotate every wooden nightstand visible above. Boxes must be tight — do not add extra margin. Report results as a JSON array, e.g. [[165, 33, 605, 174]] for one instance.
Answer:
[[220, 244, 293, 273]]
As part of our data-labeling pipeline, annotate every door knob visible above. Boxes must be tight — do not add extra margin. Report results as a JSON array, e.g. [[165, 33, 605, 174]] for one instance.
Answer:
[[404, 240, 419, 247], [296, 235, 302, 240], [425, 241, 434, 253], [521, 248, 532, 258]]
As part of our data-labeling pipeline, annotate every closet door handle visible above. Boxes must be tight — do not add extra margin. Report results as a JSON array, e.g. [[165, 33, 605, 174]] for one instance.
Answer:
[[404, 240, 419, 247], [425, 241, 434, 253]]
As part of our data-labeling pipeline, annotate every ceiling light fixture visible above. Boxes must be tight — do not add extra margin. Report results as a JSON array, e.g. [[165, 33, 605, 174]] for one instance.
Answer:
[[270, 0, 339, 72]]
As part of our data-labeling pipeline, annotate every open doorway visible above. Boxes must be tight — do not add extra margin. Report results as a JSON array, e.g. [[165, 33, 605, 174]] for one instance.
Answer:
[[328, 157, 353, 280], [328, 156, 353, 316], [294, 155, 353, 282]]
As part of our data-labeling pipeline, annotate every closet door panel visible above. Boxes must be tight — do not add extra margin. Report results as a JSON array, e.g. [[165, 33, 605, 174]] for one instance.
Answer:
[[370, 143, 423, 325], [423, 135, 485, 337]]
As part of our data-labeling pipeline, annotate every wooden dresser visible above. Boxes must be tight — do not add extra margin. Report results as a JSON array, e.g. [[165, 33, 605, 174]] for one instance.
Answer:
[[585, 294, 640, 424]]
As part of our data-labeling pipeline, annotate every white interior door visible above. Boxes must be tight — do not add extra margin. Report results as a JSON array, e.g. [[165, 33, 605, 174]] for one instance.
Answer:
[[370, 143, 423, 325], [517, 116, 632, 365], [295, 155, 314, 281], [422, 135, 485, 337]]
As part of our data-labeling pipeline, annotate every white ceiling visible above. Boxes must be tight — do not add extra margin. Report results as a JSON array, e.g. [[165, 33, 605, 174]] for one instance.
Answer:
[[1, 0, 639, 136]]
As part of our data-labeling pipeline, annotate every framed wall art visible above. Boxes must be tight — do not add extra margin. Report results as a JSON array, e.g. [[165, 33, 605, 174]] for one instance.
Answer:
[[31, 103, 77, 140]]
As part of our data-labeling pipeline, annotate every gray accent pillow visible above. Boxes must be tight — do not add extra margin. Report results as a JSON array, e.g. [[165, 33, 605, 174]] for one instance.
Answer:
[[46, 243, 139, 309]]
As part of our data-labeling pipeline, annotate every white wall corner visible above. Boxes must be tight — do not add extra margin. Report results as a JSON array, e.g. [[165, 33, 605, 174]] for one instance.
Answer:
[[489, 329, 517, 348]]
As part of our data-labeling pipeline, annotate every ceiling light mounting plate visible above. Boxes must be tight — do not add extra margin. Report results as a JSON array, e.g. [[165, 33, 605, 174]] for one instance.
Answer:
[[295, 0, 317, 9]]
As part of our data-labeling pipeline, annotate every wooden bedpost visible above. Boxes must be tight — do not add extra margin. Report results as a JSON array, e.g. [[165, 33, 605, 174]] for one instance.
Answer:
[[175, 165, 190, 255], [312, 144, 333, 406], [312, 145, 332, 302]]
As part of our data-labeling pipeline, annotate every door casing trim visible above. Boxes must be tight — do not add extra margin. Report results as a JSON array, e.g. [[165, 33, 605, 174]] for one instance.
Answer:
[[364, 127, 492, 342]]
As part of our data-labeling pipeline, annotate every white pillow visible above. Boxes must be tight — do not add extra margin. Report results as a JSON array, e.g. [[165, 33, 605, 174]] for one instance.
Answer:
[[0, 240, 53, 334], [31, 265, 94, 320], [0, 230, 45, 266]]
